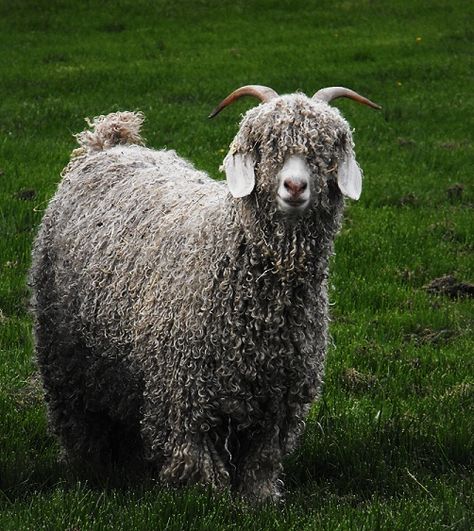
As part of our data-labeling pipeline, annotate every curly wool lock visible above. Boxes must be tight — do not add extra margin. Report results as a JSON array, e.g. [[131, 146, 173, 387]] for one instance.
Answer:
[[31, 87, 378, 502]]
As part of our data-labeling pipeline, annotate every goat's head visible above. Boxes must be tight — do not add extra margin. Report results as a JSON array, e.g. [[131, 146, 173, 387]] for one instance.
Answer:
[[210, 85, 380, 217]]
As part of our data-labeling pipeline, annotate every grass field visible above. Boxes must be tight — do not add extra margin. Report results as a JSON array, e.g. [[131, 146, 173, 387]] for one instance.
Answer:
[[0, 0, 473, 528]]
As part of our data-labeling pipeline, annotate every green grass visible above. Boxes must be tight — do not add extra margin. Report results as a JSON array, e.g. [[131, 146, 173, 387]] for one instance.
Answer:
[[0, 0, 473, 528]]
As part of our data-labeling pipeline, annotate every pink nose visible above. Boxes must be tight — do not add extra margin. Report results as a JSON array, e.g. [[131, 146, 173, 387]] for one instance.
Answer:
[[284, 179, 307, 197]]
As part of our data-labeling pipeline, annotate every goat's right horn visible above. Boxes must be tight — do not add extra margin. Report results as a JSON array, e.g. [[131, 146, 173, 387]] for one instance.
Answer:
[[313, 87, 381, 110], [209, 85, 278, 118]]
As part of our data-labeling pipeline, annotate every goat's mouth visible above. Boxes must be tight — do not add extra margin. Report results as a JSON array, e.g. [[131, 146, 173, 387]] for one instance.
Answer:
[[277, 195, 310, 212]]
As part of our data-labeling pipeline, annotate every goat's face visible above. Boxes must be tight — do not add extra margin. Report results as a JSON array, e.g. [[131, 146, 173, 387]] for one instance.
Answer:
[[220, 96, 367, 212], [275, 155, 311, 214]]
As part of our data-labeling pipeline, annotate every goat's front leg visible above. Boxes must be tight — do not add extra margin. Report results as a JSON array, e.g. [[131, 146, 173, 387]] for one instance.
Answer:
[[235, 426, 283, 503], [141, 389, 231, 491], [160, 431, 231, 490]]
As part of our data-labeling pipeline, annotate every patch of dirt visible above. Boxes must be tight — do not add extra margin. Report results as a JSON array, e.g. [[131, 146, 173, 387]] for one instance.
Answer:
[[397, 192, 418, 207], [397, 137, 416, 148], [341, 368, 378, 393], [15, 188, 37, 201], [446, 183, 464, 202], [423, 275, 474, 299], [428, 220, 458, 242], [438, 140, 471, 150], [405, 326, 455, 346]]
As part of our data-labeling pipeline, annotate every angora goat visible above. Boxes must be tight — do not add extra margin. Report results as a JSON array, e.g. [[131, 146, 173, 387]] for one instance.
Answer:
[[31, 85, 380, 502]]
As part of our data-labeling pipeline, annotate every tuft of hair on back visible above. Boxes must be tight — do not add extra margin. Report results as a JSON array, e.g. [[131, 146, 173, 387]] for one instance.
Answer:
[[73, 111, 145, 156]]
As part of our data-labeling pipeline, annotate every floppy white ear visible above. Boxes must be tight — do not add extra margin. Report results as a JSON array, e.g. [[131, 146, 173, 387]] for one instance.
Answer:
[[224, 153, 256, 198], [337, 152, 362, 200]]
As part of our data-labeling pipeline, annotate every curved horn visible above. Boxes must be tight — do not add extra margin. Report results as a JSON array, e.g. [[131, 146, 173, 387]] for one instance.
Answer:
[[313, 87, 381, 110], [209, 85, 279, 119]]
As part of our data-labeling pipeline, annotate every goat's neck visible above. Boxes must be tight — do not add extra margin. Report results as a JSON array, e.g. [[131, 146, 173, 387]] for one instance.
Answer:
[[228, 200, 340, 282]]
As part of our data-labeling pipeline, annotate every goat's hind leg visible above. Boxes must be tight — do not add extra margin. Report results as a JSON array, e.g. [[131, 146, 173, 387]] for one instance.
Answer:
[[46, 392, 116, 470]]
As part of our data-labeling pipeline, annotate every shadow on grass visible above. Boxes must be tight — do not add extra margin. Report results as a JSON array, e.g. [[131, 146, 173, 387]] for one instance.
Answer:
[[284, 400, 472, 500], [1, 403, 471, 508], [0, 456, 159, 507]]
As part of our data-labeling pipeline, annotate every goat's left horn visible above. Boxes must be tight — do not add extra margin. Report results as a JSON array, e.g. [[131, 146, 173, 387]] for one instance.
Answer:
[[209, 85, 278, 118], [313, 87, 381, 110]]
